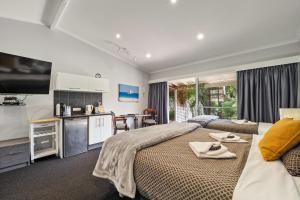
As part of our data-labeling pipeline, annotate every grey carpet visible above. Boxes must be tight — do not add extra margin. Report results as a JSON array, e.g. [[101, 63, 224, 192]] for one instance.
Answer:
[[0, 149, 140, 200]]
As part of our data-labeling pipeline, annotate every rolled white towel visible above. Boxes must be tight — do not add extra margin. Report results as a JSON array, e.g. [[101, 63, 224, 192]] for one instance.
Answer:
[[231, 119, 247, 124], [246, 121, 257, 125], [231, 119, 257, 125], [209, 132, 247, 143], [189, 142, 232, 158]]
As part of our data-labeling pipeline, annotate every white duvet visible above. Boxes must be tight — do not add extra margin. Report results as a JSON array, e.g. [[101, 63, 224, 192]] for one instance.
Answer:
[[233, 135, 300, 200]]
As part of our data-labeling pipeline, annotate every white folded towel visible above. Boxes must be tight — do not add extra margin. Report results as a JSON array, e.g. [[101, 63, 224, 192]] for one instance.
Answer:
[[209, 132, 248, 143], [199, 151, 236, 159], [231, 119, 257, 125], [188, 142, 218, 153], [189, 142, 236, 159], [189, 142, 227, 155]]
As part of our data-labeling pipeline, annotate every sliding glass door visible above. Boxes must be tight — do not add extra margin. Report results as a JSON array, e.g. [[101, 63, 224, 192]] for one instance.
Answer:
[[198, 82, 237, 119], [168, 74, 237, 121]]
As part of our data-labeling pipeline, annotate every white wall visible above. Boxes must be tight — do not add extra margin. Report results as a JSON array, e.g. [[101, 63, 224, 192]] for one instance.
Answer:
[[0, 18, 149, 141], [150, 41, 300, 82]]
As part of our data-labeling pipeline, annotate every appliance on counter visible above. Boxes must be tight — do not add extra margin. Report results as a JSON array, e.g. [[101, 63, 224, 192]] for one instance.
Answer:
[[64, 106, 71, 116], [85, 105, 94, 115], [56, 103, 65, 116], [94, 102, 105, 113], [72, 107, 83, 115], [56, 103, 71, 116], [63, 117, 88, 157], [0, 52, 52, 94]]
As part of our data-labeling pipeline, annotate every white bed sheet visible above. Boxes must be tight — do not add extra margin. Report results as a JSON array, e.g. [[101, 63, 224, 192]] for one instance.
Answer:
[[233, 135, 300, 200], [293, 177, 300, 194]]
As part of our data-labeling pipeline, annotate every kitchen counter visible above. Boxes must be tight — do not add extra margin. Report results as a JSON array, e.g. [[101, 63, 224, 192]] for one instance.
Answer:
[[57, 112, 113, 158], [56, 112, 112, 119]]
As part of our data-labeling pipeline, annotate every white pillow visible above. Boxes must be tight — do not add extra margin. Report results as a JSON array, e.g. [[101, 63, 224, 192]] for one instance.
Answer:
[[279, 108, 300, 120], [192, 115, 219, 121]]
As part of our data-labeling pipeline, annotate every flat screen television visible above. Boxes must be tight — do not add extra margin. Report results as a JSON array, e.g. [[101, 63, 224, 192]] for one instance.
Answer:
[[0, 52, 52, 94]]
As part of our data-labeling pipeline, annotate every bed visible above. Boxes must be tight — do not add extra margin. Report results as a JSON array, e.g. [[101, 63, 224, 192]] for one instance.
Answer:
[[134, 128, 252, 200], [188, 115, 258, 135], [93, 122, 300, 200], [206, 119, 258, 134]]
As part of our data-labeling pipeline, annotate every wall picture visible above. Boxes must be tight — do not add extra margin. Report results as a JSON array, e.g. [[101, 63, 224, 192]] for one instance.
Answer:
[[118, 84, 139, 102]]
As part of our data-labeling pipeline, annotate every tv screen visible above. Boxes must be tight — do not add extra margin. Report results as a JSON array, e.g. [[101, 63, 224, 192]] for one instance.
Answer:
[[0, 52, 52, 94]]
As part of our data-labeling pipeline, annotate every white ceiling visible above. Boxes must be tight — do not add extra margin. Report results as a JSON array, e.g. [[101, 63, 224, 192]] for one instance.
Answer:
[[0, 0, 300, 73]]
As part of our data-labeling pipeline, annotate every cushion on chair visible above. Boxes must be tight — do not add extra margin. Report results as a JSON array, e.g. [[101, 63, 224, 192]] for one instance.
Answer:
[[116, 123, 127, 129], [144, 119, 156, 124]]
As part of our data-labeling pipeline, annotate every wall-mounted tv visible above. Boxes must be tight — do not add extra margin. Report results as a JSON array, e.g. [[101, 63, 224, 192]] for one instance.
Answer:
[[0, 52, 52, 94]]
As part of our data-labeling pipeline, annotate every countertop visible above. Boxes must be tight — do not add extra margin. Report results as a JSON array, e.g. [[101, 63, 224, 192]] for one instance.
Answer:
[[56, 112, 112, 119], [0, 137, 29, 148]]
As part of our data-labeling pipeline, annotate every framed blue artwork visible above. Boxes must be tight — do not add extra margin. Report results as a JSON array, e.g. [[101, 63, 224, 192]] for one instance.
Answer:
[[118, 84, 139, 102]]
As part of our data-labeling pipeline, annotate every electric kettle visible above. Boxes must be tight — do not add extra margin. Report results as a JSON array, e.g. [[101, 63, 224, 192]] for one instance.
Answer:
[[85, 105, 94, 114]]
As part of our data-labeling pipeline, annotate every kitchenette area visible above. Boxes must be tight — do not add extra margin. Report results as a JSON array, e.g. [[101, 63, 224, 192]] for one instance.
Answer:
[[54, 73, 113, 159], [29, 72, 114, 164], [56, 112, 112, 158]]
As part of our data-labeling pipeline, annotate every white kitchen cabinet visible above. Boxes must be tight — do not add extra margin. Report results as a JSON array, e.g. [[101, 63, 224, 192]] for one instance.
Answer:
[[102, 115, 112, 141], [89, 115, 112, 145], [88, 78, 110, 93], [89, 116, 101, 145], [55, 72, 109, 92]]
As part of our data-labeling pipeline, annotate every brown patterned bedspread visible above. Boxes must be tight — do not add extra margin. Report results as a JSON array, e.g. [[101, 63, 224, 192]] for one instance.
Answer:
[[134, 128, 252, 200], [207, 119, 258, 134]]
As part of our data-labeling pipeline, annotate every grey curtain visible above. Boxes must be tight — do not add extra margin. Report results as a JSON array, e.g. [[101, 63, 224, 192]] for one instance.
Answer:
[[148, 82, 168, 124], [237, 63, 299, 123]]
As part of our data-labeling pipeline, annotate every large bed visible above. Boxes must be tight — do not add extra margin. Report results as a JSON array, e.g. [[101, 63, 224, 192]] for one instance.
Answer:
[[93, 122, 300, 200], [134, 128, 252, 200], [206, 119, 258, 134], [188, 115, 258, 134]]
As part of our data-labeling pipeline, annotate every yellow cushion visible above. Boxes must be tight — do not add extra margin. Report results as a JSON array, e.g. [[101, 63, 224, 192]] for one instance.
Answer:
[[259, 118, 300, 161]]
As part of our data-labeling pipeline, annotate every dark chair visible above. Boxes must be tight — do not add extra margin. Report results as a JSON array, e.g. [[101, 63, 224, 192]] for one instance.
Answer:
[[142, 108, 158, 127], [112, 113, 129, 135]]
